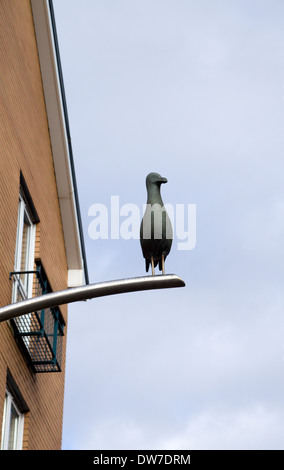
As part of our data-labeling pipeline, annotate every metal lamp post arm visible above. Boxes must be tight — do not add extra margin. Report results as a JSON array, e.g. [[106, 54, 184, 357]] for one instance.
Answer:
[[0, 274, 185, 323]]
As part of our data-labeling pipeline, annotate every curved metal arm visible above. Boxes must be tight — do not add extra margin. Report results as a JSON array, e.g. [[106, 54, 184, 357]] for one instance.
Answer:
[[0, 274, 185, 323]]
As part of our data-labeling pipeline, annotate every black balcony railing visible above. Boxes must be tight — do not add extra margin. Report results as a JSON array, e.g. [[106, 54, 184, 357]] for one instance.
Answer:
[[9, 265, 65, 373]]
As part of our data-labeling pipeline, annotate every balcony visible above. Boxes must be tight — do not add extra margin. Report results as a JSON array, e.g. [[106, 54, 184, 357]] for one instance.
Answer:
[[10, 264, 65, 373]]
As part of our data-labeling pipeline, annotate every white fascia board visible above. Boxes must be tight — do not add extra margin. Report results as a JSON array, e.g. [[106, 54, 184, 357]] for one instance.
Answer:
[[31, 0, 87, 287]]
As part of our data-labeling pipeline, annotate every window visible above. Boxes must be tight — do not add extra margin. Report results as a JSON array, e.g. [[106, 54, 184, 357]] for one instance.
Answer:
[[13, 193, 36, 301], [12, 175, 39, 303], [1, 389, 24, 450]]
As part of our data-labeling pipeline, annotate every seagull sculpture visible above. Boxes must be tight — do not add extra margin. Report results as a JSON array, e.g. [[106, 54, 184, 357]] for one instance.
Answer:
[[140, 172, 173, 275]]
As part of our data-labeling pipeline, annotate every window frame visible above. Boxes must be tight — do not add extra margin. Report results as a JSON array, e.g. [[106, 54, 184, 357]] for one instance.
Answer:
[[1, 389, 24, 450], [13, 191, 36, 302]]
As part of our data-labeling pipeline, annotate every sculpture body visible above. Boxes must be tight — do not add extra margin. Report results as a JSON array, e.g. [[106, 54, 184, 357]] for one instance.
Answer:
[[140, 172, 173, 275]]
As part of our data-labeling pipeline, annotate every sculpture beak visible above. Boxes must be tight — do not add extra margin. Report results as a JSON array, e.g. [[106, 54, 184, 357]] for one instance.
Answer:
[[160, 177, 168, 184]]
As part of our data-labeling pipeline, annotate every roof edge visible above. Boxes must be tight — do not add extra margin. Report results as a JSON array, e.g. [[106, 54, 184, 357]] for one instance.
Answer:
[[31, 0, 89, 286]]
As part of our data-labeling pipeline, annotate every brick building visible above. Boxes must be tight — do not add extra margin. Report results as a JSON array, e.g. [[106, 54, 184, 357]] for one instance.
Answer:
[[0, 0, 88, 449]]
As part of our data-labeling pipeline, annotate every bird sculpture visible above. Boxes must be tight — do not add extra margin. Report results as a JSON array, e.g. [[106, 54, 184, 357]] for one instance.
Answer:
[[140, 172, 173, 275]]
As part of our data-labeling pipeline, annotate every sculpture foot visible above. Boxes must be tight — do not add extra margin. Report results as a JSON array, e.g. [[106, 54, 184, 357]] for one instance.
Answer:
[[162, 253, 165, 275], [151, 256, 155, 276]]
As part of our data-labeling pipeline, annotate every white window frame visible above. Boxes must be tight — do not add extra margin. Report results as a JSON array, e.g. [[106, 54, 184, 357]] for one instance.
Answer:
[[1, 389, 24, 450], [12, 192, 36, 302]]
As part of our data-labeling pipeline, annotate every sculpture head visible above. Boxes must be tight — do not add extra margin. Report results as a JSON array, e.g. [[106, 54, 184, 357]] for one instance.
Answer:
[[146, 172, 168, 189]]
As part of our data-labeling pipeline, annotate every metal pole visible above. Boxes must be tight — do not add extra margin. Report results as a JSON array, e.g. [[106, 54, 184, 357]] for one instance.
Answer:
[[0, 274, 185, 323]]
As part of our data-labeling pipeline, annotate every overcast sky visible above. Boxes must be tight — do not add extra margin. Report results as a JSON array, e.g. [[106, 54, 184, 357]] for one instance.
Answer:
[[52, 0, 284, 450]]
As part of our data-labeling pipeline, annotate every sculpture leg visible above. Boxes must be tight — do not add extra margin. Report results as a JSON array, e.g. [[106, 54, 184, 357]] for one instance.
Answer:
[[162, 253, 165, 275], [151, 256, 155, 276]]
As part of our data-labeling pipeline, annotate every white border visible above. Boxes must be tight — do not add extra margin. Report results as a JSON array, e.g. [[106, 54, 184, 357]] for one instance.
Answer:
[[31, 0, 85, 287]]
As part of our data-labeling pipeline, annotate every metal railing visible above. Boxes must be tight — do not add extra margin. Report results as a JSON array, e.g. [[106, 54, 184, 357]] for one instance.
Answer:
[[9, 269, 65, 373]]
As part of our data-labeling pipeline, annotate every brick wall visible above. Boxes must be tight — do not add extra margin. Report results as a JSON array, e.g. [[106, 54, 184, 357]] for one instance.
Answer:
[[0, 0, 69, 449]]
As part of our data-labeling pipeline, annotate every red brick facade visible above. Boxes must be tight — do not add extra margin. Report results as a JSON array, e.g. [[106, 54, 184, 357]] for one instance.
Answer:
[[0, 0, 75, 449]]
